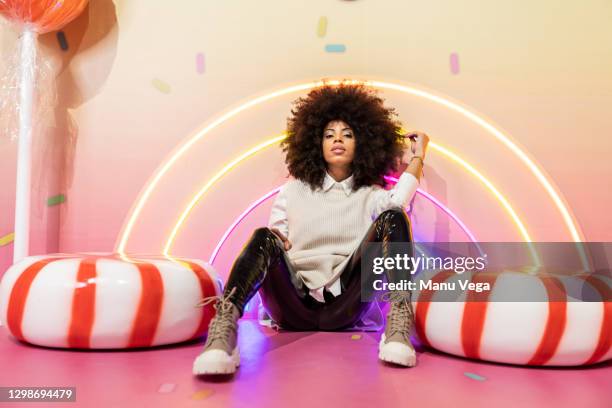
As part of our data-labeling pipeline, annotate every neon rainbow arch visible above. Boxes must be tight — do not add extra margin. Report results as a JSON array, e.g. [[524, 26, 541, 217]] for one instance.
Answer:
[[114, 79, 586, 268]]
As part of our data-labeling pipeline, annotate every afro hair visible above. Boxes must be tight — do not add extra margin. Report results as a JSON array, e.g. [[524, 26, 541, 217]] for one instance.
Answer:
[[282, 81, 407, 191]]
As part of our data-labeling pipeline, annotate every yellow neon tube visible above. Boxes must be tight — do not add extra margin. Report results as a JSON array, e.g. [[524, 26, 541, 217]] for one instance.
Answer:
[[162, 134, 540, 266]]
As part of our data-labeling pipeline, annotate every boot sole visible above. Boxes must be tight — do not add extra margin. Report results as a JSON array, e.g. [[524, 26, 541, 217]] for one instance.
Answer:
[[193, 348, 240, 375], [378, 334, 417, 367]]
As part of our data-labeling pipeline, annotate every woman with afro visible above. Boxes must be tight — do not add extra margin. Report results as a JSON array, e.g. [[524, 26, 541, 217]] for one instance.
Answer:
[[193, 82, 429, 375]]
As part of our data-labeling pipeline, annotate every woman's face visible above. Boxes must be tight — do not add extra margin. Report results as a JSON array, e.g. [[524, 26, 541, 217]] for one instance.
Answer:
[[322, 120, 356, 169]]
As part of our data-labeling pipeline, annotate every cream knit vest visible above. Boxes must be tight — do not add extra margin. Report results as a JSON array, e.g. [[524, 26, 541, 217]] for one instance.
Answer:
[[284, 179, 379, 290]]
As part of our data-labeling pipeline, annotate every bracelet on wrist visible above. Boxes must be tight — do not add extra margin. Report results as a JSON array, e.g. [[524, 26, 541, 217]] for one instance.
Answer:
[[409, 156, 424, 164], [408, 156, 425, 178]]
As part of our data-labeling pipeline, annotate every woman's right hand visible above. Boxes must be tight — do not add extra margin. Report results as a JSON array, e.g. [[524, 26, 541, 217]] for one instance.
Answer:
[[270, 228, 292, 251]]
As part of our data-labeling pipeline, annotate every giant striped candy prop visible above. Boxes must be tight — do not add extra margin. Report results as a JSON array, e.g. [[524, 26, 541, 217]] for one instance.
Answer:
[[413, 268, 611, 366], [0, 253, 222, 349]]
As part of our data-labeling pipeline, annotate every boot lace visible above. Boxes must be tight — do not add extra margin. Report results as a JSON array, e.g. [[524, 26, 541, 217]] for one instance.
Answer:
[[380, 291, 414, 341], [195, 287, 238, 348]]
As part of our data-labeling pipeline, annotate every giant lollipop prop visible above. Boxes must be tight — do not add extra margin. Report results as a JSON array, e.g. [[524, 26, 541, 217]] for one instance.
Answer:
[[0, 0, 88, 262]]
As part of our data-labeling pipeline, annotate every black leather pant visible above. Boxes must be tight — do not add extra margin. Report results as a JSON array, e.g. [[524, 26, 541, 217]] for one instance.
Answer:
[[223, 208, 414, 330]]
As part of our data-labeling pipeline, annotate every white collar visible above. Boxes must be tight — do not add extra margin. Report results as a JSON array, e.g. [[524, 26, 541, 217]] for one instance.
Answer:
[[322, 171, 354, 196]]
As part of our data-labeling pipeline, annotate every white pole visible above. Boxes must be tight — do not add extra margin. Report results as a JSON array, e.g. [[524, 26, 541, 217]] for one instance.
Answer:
[[13, 27, 37, 264]]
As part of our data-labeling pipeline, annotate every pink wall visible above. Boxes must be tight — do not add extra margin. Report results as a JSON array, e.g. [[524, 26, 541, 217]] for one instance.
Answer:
[[1, 0, 611, 279]]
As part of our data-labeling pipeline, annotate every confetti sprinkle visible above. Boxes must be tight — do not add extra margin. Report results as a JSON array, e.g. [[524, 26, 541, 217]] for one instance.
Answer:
[[325, 44, 346, 53], [317, 17, 327, 37], [450, 52, 460, 74], [157, 383, 176, 393], [464, 372, 486, 381], [0, 232, 15, 247], [47, 194, 66, 207], [196, 52, 205, 74], [351, 334, 362, 340], [57, 31, 69, 51], [152, 78, 171, 94], [191, 389, 214, 400]]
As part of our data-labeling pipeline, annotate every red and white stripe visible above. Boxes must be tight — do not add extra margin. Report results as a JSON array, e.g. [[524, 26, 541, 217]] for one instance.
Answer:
[[414, 269, 611, 366], [0, 253, 221, 349]]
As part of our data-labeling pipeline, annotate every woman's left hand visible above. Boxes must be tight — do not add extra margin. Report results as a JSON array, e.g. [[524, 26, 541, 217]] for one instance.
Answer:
[[399, 131, 430, 166]]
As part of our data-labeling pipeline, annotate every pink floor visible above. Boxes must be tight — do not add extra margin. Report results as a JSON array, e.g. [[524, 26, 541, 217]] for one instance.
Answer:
[[0, 320, 610, 408]]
